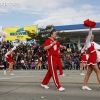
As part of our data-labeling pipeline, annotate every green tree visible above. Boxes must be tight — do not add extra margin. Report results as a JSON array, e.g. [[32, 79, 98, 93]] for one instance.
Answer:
[[35, 25, 54, 44], [57, 31, 71, 44], [25, 30, 37, 41], [25, 25, 71, 45]]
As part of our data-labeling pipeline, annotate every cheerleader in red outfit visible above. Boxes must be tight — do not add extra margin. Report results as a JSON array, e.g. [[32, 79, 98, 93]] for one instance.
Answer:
[[4, 46, 17, 75], [57, 42, 65, 76], [80, 49, 87, 75], [82, 19, 100, 90]]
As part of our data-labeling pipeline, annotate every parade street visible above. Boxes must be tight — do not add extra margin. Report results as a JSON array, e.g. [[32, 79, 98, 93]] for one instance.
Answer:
[[0, 70, 99, 100]]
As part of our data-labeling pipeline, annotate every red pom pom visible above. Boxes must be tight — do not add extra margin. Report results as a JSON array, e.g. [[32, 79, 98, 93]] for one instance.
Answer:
[[84, 19, 96, 28]]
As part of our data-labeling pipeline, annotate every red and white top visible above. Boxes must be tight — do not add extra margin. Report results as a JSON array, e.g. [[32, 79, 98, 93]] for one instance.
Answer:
[[44, 38, 60, 56], [80, 51, 87, 63], [82, 29, 97, 65], [5, 46, 16, 63]]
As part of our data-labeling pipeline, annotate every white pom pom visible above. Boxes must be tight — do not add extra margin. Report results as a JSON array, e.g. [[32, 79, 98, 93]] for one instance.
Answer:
[[0, 30, 8, 38]]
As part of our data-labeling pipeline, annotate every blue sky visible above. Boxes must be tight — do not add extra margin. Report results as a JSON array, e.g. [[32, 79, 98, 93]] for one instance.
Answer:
[[0, 0, 100, 28]]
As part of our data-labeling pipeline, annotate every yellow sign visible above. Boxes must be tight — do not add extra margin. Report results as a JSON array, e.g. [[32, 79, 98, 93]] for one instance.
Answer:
[[4, 25, 37, 41]]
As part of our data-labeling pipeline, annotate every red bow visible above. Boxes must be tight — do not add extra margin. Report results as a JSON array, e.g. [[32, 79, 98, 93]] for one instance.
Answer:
[[84, 19, 96, 28]]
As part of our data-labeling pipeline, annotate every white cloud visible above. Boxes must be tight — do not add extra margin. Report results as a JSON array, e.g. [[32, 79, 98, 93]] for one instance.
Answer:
[[0, 0, 100, 27], [81, 4, 93, 10], [33, 5, 100, 27], [0, 8, 9, 13], [0, 0, 74, 12]]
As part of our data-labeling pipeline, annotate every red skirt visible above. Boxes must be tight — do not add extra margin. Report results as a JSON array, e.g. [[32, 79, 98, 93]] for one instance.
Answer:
[[80, 55, 87, 63], [6, 58, 13, 63], [87, 51, 97, 65]]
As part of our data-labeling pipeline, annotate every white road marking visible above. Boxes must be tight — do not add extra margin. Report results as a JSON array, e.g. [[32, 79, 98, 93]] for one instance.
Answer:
[[0, 76, 34, 80]]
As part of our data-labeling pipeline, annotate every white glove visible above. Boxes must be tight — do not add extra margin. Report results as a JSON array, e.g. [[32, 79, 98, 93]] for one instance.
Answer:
[[12, 46, 16, 51], [5, 51, 11, 58], [5, 54, 8, 58]]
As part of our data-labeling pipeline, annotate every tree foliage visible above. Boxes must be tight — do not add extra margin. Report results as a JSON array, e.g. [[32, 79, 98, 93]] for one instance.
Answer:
[[35, 25, 54, 44], [25, 30, 37, 41], [57, 31, 71, 44], [25, 25, 71, 44]]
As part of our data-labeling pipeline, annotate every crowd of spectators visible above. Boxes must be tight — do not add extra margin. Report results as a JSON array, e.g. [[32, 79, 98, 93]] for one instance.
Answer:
[[0, 41, 81, 70]]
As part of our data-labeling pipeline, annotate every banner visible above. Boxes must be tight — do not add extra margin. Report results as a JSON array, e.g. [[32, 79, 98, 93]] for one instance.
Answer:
[[4, 25, 37, 41]]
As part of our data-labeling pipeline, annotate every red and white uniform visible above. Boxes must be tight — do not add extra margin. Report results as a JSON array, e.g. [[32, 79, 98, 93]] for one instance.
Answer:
[[82, 29, 97, 65], [42, 38, 61, 89], [5, 46, 16, 63], [57, 46, 63, 75], [6, 53, 13, 63], [80, 51, 87, 63], [87, 43, 97, 65]]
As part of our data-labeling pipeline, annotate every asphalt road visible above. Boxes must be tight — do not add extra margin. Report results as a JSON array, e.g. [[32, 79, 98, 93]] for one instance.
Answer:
[[0, 70, 99, 100]]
